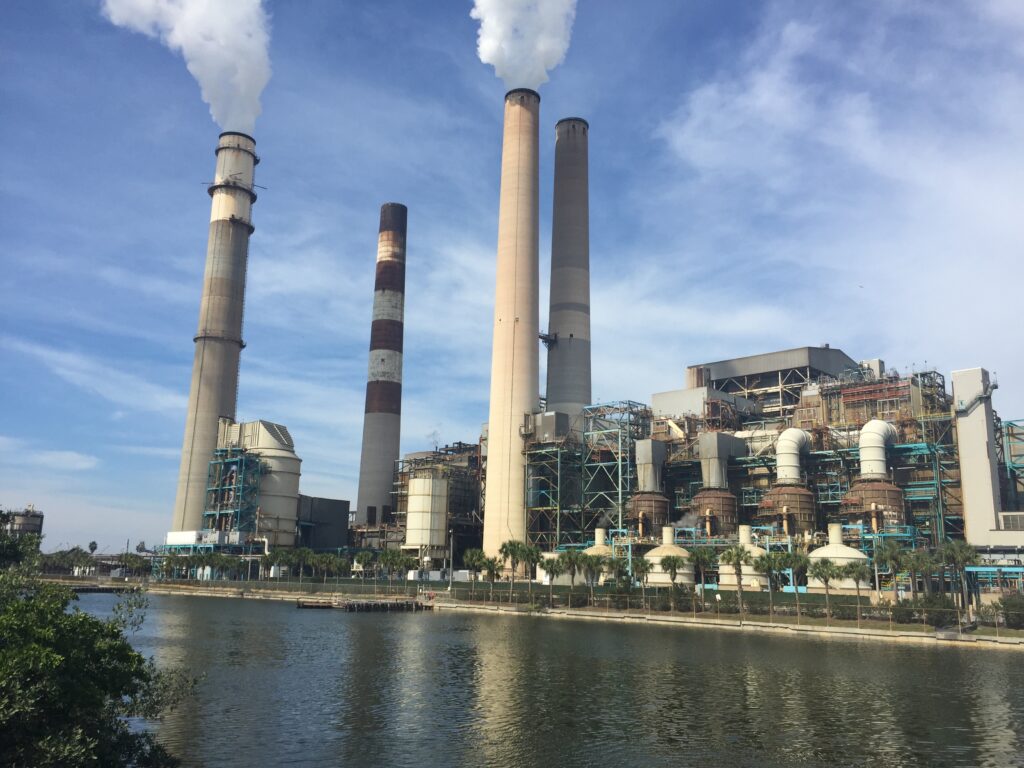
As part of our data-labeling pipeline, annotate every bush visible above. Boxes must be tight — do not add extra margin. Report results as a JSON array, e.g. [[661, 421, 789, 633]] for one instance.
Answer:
[[997, 592, 1024, 629]]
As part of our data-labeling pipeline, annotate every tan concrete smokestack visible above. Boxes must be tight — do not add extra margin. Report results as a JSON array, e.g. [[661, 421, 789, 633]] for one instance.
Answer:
[[172, 132, 258, 533], [545, 117, 590, 419], [483, 89, 540, 557], [355, 203, 408, 526]]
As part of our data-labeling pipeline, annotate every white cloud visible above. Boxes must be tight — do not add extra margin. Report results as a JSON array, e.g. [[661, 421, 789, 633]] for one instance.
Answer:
[[0, 435, 100, 472]]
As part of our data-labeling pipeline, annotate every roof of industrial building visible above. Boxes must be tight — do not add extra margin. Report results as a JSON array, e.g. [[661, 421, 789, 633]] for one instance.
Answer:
[[688, 346, 860, 381]]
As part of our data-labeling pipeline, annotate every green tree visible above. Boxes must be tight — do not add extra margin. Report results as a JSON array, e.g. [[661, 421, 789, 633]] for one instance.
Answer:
[[753, 552, 784, 618], [783, 551, 810, 622], [874, 540, 903, 604], [0, 514, 192, 767], [808, 558, 839, 621], [689, 547, 716, 610], [463, 548, 485, 599], [581, 554, 605, 605], [88, 540, 98, 555], [557, 549, 584, 603], [843, 561, 872, 623], [379, 548, 406, 592], [941, 540, 979, 612], [631, 557, 652, 608], [543, 556, 567, 607], [355, 550, 375, 588], [498, 540, 524, 602], [521, 544, 542, 602], [904, 549, 932, 602], [482, 556, 501, 601], [719, 545, 753, 615], [659, 555, 687, 611]]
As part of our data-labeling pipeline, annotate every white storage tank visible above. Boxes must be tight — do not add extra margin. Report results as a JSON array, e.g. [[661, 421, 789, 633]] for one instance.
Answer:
[[717, 525, 769, 589], [404, 474, 449, 560], [644, 526, 695, 586]]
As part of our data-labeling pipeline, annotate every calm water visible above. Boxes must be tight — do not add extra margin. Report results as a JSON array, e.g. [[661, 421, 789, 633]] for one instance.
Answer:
[[80, 593, 1024, 768]]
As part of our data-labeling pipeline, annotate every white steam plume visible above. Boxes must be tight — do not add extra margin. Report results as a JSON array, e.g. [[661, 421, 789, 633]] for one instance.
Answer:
[[470, 0, 577, 90], [102, 0, 271, 135]]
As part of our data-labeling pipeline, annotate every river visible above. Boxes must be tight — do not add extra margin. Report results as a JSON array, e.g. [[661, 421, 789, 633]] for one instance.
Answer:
[[79, 592, 1024, 768]]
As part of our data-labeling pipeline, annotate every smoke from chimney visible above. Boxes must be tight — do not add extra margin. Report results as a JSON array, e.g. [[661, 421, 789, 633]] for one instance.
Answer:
[[101, 0, 271, 134], [470, 0, 578, 89]]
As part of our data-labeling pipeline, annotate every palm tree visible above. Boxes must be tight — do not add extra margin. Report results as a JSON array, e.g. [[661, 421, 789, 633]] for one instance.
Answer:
[[783, 551, 809, 622], [753, 552, 783, 618], [659, 555, 687, 611], [689, 547, 716, 611], [482, 557, 500, 601], [631, 557, 653, 609], [355, 550, 375, 590], [499, 540, 524, 602], [544, 556, 567, 607], [582, 554, 606, 606], [843, 561, 872, 625], [463, 548, 485, 599], [904, 550, 928, 601], [719, 545, 753, 615], [379, 548, 403, 592], [808, 558, 839, 622], [558, 549, 584, 604], [874, 540, 903, 604], [942, 540, 979, 613], [88, 541, 98, 555], [521, 544, 542, 602]]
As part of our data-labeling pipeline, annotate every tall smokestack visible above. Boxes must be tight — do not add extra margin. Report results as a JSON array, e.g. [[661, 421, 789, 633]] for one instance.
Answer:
[[482, 88, 541, 557], [355, 203, 408, 526], [546, 117, 591, 420], [172, 132, 258, 532]]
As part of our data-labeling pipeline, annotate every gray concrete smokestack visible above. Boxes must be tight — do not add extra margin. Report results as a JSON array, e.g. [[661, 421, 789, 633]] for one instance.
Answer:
[[483, 89, 540, 557], [546, 117, 591, 420], [355, 203, 408, 526], [172, 132, 258, 532]]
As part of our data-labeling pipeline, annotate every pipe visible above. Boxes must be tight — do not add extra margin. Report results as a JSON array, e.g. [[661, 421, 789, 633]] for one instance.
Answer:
[[355, 203, 408, 526], [662, 526, 674, 546], [828, 522, 843, 546], [738, 524, 752, 546], [595, 528, 607, 547], [859, 419, 897, 480], [482, 89, 541, 557], [775, 428, 812, 485]]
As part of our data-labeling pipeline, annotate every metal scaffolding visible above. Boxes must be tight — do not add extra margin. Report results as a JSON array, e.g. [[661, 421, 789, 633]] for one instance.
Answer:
[[582, 401, 651, 531], [1004, 419, 1024, 512], [202, 448, 264, 534], [524, 435, 583, 550]]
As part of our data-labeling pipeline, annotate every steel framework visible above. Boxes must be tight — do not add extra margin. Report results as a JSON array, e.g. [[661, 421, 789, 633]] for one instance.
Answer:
[[582, 401, 651, 531], [524, 436, 583, 550], [202, 448, 264, 533]]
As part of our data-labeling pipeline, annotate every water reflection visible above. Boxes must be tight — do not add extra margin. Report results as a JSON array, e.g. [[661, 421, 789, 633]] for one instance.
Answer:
[[79, 595, 1024, 768]]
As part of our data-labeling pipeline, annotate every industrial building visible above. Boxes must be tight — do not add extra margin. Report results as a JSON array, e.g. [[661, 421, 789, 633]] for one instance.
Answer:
[[3, 504, 44, 539]]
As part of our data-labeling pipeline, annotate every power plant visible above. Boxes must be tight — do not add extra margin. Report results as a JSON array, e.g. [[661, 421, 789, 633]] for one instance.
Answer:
[[157, 94, 1024, 597]]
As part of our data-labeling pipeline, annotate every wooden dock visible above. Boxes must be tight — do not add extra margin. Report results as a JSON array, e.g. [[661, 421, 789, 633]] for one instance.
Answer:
[[296, 598, 429, 612]]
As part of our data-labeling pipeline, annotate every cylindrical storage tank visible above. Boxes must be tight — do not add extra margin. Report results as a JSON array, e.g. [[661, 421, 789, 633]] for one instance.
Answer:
[[808, 523, 871, 589], [692, 489, 738, 535], [627, 492, 670, 534], [250, 422, 301, 548], [840, 481, 906, 527], [756, 485, 816, 534], [404, 475, 449, 560], [644, 525, 695, 586]]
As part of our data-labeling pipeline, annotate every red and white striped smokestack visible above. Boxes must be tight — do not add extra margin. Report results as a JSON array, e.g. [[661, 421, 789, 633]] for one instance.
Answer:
[[172, 131, 258, 533], [355, 203, 408, 526], [482, 89, 541, 557]]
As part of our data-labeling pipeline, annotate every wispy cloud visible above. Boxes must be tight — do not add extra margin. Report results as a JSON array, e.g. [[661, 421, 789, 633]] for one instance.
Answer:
[[1, 337, 187, 414], [0, 435, 100, 471]]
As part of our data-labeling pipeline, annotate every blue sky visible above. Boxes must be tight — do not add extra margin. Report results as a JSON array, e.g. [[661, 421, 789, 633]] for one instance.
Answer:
[[2, 1, 1022, 551]]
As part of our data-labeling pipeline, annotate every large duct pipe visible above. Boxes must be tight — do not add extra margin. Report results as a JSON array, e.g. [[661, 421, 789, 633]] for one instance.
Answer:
[[482, 89, 541, 557], [355, 203, 408, 526], [545, 117, 591, 420], [859, 419, 897, 480], [775, 428, 812, 485], [172, 132, 258, 533]]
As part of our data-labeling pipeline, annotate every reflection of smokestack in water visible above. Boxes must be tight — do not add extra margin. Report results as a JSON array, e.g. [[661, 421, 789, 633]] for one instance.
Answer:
[[172, 132, 258, 532], [546, 117, 591, 420], [483, 89, 540, 557], [355, 203, 408, 526]]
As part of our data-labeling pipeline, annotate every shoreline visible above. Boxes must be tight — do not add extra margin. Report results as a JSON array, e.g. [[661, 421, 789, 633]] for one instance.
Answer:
[[122, 581, 1024, 652]]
